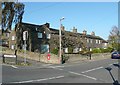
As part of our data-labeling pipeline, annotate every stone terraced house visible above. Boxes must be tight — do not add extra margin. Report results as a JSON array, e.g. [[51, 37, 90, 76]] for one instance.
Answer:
[[9, 22, 108, 53]]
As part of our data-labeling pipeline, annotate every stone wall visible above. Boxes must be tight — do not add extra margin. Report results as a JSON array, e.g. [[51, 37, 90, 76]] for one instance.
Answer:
[[18, 52, 60, 64], [65, 54, 89, 62], [1, 47, 111, 64], [65, 53, 111, 62], [2, 48, 60, 64], [40, 53, 59, 64]]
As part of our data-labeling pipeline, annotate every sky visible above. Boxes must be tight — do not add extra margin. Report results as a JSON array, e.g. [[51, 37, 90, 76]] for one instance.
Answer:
[[21, 1, 118, 40]]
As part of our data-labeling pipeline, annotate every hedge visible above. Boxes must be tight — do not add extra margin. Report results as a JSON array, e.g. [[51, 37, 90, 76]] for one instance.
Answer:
[[92, 47, 113, 53]]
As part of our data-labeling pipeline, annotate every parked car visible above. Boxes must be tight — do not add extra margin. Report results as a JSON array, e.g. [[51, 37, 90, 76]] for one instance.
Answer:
[[111, 51, 120, 59]]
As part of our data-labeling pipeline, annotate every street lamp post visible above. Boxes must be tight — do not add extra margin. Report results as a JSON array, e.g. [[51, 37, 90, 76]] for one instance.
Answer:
[[59, 17, 65, 64]]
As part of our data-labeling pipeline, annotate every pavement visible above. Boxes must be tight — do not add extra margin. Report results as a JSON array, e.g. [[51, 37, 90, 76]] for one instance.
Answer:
[[1, 56, 108, 70], [0, 53, 102, 69], [0, 53, 116, 69], [1, 55, 52, 69]]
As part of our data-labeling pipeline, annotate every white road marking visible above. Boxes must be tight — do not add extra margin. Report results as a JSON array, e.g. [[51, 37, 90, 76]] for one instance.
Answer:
[[42, 64, 52, 66], [53, 66, 64, 68], [48, 66, 63, 70], [3, 64, 18, 69], [109, 63, 118, 66], [55, 68, 63, 70], [81, 66, 103, 73], [80, 74, 97, 80], [68, 71, 97, 80], [11, 65, 18, 69], [11, 75, 64, 83], [109, 64, 113, 66], [48, 77, 56, 80], [55, 76, 64, 79], [48, 66, 55, 68]]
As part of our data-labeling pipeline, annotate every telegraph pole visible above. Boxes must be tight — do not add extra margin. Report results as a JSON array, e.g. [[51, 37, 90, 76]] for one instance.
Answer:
[[59, 17, 65, 64], [23, 31, 28, 64]]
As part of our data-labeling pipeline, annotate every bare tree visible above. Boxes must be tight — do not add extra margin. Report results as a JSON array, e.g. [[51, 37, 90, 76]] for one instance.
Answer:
[[2, 2, 24, 30], [109, 26, 120, 51]]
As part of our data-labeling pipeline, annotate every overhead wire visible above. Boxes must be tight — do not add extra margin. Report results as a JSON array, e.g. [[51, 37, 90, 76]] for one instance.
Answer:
[[23, 2, 63, 15]]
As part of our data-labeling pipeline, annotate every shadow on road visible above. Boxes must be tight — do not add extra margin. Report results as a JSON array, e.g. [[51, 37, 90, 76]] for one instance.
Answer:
[[105, 65, 120, 85], [113, 64, 120, 69]]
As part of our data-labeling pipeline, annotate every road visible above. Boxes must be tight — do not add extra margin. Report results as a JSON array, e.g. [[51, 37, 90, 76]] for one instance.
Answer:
[[1, 57, 120, 84]]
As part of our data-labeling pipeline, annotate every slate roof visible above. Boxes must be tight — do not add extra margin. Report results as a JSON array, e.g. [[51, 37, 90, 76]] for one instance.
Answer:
[[49, 28, 104, 40], [17, 22, 104, 40]]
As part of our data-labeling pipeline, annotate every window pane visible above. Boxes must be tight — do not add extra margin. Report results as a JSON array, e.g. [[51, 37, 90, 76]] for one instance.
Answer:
[[91, 39, 92, 43], [65, 48, 68, 53], [99, 40, 101, 44], [96, 40, 98, 44], [38, 33, 42, 38], [11, 45, 15, 49], [47, 34, 51, 39], [41, 45, 49, 53], [87, 39, 89, 43], [12, 36, 15, 40]]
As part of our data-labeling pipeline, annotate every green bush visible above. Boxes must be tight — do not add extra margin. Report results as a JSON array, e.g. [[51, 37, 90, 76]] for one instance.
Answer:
[[51, 48, 59, 55], [92, 48, 101, 53], [92, 47, 113, 53], [100, 47, 113, 53], [68, 47, 73, 53]]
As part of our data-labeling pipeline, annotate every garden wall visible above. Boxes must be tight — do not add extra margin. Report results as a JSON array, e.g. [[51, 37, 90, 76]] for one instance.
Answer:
[[1, 47, 111, 64]]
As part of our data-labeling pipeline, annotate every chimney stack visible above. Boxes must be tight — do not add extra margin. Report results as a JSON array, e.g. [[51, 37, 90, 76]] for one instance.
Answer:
[[61, 25, 65, 31], [83, 30, 87, 35], [44, 23, 50, 28], [72, 27, 77, 33], [91, 31, 95, 36]]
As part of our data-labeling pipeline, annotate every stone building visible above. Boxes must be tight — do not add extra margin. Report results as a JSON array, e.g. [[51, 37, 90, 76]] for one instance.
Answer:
[[1, 29, 11, 47], [9, 22, 107, 53], [9, 29, 16, 49]]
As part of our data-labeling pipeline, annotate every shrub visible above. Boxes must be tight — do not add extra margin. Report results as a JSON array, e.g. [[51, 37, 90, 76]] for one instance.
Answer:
[[51, 48, 59, 55], [92, 47, 113, 53], [104, 47, 113, 53], [92, 48, 101, 53], [68, 47, 73, 53], [100, 47, 113, 53]]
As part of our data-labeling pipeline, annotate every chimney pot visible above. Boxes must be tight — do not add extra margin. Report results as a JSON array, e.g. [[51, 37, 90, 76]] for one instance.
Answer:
[[91, 31, 95, 36], [73, 27, 77, 33], [83, 30, 87, 35], [61, 25, 65, 31]]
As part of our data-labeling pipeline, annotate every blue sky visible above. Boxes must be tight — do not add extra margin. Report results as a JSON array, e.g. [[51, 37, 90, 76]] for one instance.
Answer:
[[22, 2, 118, 40]]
